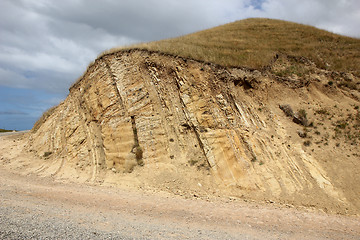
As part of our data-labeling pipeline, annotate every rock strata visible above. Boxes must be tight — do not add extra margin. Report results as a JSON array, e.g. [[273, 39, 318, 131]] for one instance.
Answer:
[[27, 49, 360, 215]]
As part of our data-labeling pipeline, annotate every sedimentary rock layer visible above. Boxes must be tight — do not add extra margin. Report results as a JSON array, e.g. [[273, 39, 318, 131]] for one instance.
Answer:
[[27, 50, 360, 214]]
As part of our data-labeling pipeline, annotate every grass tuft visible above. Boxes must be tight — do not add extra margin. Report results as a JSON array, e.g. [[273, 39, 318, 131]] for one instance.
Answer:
[[32, 106, 58, 133]]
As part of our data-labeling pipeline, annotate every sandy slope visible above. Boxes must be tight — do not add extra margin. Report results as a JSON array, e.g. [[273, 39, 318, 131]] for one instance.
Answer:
[[25, 50, 360, 216], [1, 132, 360, 239]]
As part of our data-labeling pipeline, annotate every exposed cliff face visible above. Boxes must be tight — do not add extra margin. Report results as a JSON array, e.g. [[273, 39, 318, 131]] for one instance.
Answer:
[[27, 50, 360, 214]]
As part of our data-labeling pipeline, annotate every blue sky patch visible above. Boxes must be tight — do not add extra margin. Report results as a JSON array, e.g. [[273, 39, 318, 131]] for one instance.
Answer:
[[0, 86, 64, 130]]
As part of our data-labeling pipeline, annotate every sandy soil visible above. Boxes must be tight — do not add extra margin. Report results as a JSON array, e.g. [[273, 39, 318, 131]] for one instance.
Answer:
[[1, 133, 359, 239]]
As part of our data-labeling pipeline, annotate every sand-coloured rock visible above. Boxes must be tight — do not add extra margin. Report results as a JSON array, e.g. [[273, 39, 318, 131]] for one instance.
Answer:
[[25, 49, 360, 215]]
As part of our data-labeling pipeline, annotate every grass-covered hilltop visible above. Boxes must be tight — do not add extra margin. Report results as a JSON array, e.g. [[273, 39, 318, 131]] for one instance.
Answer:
[[105, 18, 360, 75], [24, 17, 360, 216]]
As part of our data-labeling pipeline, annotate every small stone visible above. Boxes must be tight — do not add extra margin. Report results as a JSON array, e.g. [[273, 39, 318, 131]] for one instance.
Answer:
[[297, 130, 307, 138]]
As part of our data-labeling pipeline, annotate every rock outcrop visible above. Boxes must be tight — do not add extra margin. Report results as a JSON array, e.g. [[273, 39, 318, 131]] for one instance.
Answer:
[[27, 49, 360, 215]]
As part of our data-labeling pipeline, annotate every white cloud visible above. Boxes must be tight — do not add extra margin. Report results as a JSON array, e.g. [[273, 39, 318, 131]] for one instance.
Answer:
[[256, 0, 360, 37], [0, 67, 29, 88], [1, 0, 359, 130], [1, 0, 359, 93]]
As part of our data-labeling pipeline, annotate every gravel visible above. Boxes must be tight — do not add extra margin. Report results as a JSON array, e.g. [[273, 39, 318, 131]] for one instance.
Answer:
[[0, 166, 359, 240], [0, 194, 246, 240], [0, 205, 130, 240]]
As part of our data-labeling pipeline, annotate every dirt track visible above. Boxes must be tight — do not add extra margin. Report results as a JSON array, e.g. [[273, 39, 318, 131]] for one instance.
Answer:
[[1, 165, 359, 239], [1, 133, 360, 239]]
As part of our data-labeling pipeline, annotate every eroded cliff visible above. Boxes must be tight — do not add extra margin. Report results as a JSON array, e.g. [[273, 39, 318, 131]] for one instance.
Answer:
[[26, 49, 360, 215]]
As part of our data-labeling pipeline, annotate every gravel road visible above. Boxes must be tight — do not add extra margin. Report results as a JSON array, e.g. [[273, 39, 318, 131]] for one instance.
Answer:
[[0, 167, 359, 240], [0, 132, 359, 240], [0, 130, 29, 137]]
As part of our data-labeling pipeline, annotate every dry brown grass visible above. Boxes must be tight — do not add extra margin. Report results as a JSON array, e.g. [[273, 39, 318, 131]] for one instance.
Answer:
[[32, 105, 58, 133], [101, 18, 360, 75]]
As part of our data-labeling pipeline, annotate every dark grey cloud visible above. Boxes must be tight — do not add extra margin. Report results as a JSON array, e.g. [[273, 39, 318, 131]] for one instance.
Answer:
[[0, 0, 359, 130], [1, 0, 359, 92], [0, 0, 240, 93], [38, 1, 205, 41]]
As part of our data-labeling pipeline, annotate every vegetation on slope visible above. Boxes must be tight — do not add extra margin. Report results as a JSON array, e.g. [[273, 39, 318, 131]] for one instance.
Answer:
[[32, 106, 58, 133], [0, 129, 13, 133], [104, 18, 360, 75]]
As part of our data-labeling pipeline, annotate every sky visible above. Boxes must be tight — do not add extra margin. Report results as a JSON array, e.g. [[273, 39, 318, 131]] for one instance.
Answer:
[[1, 0, 359, 130]]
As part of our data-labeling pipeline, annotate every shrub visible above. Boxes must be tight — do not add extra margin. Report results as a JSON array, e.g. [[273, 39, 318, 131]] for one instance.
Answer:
[[298, 109, 307, 119], [279, 104, 294, 117], [338, 81, 358, 90], [43, 152, 52, 158], [188, 159, 198, 166], [336, 120, 348, 129], [135, 146, 144, 166], [0, 129, 12, 133], [294, 109, 309, 126], [316, 109, 329, 115]]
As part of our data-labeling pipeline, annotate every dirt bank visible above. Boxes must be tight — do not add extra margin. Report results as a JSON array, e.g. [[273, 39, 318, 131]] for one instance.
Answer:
[[1, 154, 359, 239]]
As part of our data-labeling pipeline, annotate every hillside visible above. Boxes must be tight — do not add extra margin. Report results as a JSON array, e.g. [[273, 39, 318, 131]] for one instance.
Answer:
[[106, 18, 360, 75], [2, 18, 359, 216]]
